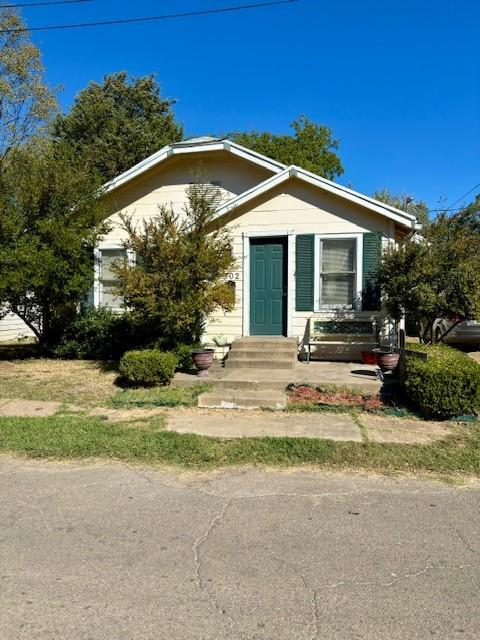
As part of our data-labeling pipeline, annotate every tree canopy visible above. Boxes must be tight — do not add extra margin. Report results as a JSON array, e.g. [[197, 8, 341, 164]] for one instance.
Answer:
[[229, 116, 344, 180], [114, 184, 236, 345], [377, 199, 480, 342], [54, 72, 183, 182], [373, 189, 429, 226], [0, 141, 106, 347], [0, 9, 56, 167]]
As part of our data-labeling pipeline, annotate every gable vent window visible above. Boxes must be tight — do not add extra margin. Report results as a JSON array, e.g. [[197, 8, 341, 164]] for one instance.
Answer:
[[189, 181, 223, 204]]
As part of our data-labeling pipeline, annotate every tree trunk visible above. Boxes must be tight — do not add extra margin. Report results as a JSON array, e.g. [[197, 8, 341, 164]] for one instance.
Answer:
[[12, 306, 42, 343]]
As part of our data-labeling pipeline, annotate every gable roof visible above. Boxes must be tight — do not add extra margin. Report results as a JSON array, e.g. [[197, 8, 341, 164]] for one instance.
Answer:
[[215, 165, 420, 229], [102, 137, 420, 230], [102, 137, 286, 195]]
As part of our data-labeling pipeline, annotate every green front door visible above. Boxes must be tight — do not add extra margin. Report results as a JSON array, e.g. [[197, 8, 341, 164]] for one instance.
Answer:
[[250, 238, 287, 336]]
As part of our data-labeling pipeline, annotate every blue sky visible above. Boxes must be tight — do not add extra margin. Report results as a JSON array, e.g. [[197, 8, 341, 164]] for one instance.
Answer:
[[23, 0, 479, 213]]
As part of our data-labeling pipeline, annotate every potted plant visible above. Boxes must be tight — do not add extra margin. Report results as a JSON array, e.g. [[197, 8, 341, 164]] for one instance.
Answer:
[[373, 346, 400, 374], [191, 347, 215, 377]]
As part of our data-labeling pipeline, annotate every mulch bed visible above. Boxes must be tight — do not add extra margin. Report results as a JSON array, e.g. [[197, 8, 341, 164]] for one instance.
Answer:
[[287, 384, 386, 411]]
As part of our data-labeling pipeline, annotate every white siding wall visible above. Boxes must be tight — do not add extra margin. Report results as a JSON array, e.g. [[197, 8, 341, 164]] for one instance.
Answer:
[[0, 313, 35, 342], [99, 152, 272, 249], [205, 179, 392, 353]]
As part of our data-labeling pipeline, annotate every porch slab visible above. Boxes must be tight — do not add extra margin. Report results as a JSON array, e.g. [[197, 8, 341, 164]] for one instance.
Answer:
[[164, 408, 362, 441], [173, 360, 381, 393]]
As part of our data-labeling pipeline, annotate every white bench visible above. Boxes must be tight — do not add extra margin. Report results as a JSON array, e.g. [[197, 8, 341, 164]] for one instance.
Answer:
[[303, 318, 379, 363]]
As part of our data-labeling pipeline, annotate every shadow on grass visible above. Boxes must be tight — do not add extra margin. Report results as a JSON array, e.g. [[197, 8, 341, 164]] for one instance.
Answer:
[[0, 342, 43, 361], [94, 360, 120, 374]]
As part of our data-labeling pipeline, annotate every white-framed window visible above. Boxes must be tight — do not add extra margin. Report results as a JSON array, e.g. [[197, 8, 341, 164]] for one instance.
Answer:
[[98, 248, 127, 310], [314, 234, 362, 310]]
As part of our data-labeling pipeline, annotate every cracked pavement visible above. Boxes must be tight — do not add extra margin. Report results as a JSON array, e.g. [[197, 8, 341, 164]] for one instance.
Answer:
[[1, 457, 479, 639]]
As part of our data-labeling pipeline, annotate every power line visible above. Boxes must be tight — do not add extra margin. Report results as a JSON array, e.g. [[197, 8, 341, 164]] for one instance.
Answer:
[[0, 0, 299, 33], [0, 0, 92, 7], [428, 206, 478, 213], [445, 181, 480, 211]]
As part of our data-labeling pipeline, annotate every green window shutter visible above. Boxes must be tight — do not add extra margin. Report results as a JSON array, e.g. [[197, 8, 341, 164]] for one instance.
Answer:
[[362, 232, 382, 311], [295, 234, 315, 311]]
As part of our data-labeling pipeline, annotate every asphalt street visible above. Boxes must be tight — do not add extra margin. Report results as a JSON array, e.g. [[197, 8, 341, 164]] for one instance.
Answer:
[[1, 457, 479, 639]]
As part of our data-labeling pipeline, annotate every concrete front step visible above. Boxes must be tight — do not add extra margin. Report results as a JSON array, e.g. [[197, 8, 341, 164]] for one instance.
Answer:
[[230, 339, 298, 351], [214, 379, 286, 391], [232, 336, 298, 345], [226, 336, 298, 370], [228, 348, 296, 358], [198, 390, 286, 410], [224, 357, 295, 370], [227, 353, 296, 366]]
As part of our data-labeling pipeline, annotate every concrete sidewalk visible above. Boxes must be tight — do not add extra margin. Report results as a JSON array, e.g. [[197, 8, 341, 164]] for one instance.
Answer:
[[0, 398, 452, 444], [162, 408, 450, 444]]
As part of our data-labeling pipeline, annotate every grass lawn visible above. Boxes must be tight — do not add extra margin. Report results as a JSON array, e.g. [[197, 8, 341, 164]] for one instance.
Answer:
[[0, 355, 209, 409], [111, 384, 211, 408], [0, 414, 479, 476], [0, 358, 118, 407]]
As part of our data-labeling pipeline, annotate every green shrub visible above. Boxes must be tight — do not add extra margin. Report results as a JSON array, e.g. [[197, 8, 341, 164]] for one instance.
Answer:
[[119, 349, 178, 387], [401, 343, 480, 419], [53, 308, 142, 360], [172, 343, 201, 373], [147, 340, 200, 373]]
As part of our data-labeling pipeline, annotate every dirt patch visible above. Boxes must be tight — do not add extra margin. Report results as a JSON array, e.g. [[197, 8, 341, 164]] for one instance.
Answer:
[[361, 414, 450, 444], [89, 406, 166, 424], [0, 399, 61, 417]]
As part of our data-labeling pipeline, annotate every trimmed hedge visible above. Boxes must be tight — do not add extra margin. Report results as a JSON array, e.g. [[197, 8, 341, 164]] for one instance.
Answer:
[[401, 343, 480, 419], [119, 350, 178, 387]]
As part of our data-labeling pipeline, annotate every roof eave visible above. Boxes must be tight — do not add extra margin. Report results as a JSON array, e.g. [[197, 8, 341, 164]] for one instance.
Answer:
[[215, 166, 418, 229], [101, 139, 285, 197]]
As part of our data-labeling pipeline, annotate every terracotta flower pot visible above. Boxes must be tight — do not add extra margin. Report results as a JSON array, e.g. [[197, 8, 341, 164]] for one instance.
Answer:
[[374, 350, 400, 373], [191, 348, 214, 377]]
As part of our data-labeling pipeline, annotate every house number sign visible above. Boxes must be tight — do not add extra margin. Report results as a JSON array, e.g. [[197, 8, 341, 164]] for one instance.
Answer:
[[228, 272, 241, 281]]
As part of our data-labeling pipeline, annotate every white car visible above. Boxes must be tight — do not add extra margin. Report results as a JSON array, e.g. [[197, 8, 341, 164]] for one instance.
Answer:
[[434, 318, 480, 346]]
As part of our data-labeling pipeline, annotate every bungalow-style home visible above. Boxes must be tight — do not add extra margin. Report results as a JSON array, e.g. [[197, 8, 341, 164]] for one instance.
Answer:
[[94, 136, 419, 361], [0, 136, 419, 360]]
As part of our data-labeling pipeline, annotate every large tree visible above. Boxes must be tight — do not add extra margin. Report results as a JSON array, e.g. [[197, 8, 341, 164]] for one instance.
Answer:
[[114, 184, 236, 345], [0, 9, 56, 167], [229, 116, 344, 180], [373, 189, 429, 226], [0, 142, 106, 347], [377, 200, 480, 343], [54, 72, 183, 182]]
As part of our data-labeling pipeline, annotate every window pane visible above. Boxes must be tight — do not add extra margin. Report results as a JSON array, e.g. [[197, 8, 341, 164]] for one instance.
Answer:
[[322, 239, 355, 273], [101, 281, 123, 309], [101, 249, 126, 280], [321, 274, 354, 306]]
